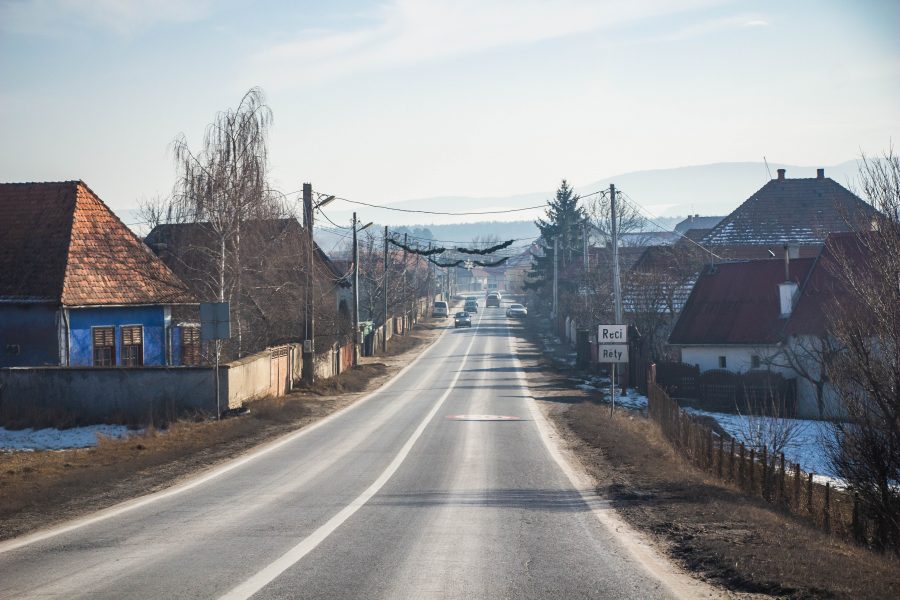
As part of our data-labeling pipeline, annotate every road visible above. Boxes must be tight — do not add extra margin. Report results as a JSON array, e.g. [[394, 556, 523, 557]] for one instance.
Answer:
[[0, 309, 689, 599]]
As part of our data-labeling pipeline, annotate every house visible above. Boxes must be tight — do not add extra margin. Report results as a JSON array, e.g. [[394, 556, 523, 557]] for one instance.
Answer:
[[145, 218, 352, 358], [668, 232, 872, 417], [700, 168, 875, 257], [0, 181, 195, 368]]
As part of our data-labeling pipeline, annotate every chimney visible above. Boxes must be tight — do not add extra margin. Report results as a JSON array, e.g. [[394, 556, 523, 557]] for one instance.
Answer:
[[779, 281, 799, 318], [777, 168, 786, 180], [817, 168, 824, 179]]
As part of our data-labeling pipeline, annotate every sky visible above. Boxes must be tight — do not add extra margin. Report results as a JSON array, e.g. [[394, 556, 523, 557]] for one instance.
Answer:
[[1, 0, 898, 216]]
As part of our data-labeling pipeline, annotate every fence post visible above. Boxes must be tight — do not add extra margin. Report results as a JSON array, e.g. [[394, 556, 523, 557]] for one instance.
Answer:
[[807, 473, 814, 516], [823, 482, 831, 533], [739, 443, 746, 489], [717, 436, 723, 479], [761, 447, 768, 501], [729, 439, 735, 481], [793, 463, 801, 510], [852, 492, 862, 544], [778, 453, 786, 506], [749, 448, 756, 494], [707, 429, 713, 471]]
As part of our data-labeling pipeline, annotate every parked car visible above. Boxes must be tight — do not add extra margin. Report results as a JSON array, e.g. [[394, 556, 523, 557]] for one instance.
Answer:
[[506, 303, 527, 318], [464, 299, 478, 313], [454, 311, 472, 328], [432, 300, 449, 318], [486, 292, 501, 307]]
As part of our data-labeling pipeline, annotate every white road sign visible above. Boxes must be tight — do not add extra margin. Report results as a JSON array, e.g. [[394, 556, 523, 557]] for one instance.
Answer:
[[598, 344, 629, 363], [597, 325, 627, 343]]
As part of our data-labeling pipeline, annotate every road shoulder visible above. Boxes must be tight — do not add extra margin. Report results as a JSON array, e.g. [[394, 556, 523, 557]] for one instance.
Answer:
[[0, 322, 446, 542], [513, 328, 900, 600]]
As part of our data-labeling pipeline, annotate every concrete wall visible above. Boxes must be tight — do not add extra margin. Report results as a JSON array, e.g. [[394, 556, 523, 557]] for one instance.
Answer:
[[68, 305, 169, 366], [0, 303, 60, 367]]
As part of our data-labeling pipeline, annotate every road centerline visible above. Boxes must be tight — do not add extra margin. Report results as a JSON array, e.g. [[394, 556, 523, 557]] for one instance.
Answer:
[[219, 310, 485, 600]]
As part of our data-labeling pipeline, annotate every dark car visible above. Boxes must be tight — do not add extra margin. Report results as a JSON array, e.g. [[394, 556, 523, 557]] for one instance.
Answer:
[[454, 311, 472, 328], [464, 300, 478, 313], [486, 292, 500, 307]]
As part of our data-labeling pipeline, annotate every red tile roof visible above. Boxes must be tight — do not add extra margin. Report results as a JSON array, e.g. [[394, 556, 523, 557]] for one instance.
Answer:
[[668, 258, 816, 345], [0, 181, 194, 305]]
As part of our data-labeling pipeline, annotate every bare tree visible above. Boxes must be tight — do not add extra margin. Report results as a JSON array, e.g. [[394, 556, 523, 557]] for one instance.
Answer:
[[824, 146, 900, 551], [169, 87, 276, 356]]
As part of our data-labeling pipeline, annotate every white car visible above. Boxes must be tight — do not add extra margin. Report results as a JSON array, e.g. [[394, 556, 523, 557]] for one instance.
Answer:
[[506, 303, 527, 318], [432, 301, 449, 318]]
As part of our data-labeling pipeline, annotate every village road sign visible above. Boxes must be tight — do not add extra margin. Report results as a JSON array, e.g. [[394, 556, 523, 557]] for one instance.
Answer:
[[597, 324, 627, 343], [598, 344, 629, 363], [200, 302, 231, 342]]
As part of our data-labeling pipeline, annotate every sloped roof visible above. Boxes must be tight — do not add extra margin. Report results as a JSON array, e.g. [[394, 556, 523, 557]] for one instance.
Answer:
[[785, 233, 868, 337], [674, 215, 724, 234], [0, 181, 194, 305], [701, 174, 875, 246], [669, 258, 816, 345]]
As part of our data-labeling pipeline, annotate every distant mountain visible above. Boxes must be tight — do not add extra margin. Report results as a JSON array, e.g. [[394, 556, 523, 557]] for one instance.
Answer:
[[323, 160, 861, 228]]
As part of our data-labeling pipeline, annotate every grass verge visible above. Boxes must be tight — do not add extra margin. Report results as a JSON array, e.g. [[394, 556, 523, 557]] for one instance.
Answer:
[[0, 324, 440, 542], [516, 327, 900, 599]]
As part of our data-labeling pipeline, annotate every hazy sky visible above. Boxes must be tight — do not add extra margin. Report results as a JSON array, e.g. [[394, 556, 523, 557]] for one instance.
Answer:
[[1, 0, 898, 214]]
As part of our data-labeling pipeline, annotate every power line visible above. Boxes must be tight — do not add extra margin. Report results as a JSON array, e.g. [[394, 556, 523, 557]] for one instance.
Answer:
[[616, 191, 724, 261]]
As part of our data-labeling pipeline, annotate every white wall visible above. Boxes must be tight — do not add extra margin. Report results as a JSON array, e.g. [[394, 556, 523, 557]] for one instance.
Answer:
[[681, 345, 790, 375]]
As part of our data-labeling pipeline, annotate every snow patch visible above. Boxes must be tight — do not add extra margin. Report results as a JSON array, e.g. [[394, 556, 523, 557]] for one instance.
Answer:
[[0, 425, 137, 451]]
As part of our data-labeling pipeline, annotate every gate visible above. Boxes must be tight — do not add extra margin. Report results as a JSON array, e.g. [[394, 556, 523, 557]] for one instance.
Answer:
[[269, 346, 290, 397]]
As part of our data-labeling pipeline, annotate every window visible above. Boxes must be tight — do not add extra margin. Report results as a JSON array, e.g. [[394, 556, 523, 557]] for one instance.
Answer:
[[92, 327, 115, 366], [182, 326, 201, 366], [751, 355, 761, 369], [121, 326, 144, 367], [718, 355, 727, 369]]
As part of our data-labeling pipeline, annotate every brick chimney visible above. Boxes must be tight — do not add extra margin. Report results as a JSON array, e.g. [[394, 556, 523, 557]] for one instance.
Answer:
[[777, 168, 786, 180], [817, 168, 824, 179]]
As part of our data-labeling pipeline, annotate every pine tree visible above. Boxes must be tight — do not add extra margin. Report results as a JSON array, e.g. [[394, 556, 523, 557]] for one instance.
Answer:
[[526, 180, 587, 303]]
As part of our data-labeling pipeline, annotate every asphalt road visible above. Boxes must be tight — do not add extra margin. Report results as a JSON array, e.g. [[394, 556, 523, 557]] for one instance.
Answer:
[[0, 308, 681, 599]]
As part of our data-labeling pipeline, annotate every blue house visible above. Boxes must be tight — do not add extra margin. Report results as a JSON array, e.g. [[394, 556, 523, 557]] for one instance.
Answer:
[[0, 181, 196, 368]]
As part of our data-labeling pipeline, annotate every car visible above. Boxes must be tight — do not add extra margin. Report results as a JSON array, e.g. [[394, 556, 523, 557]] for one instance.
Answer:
[[432, 300, 449, 318], [506, 303, 527, 318], [454, 311, 472, 327], [464, 300, 478, 313], [486, 292, 501, 307]]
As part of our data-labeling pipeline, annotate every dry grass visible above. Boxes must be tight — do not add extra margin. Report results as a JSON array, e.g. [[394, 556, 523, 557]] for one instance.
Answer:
[[519, 336, 900, 599], [0, 322, 445, 542]]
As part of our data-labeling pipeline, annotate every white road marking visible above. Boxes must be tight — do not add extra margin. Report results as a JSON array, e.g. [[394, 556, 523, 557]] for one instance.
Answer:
[[507, 322, 723, 600], [445, 414, 523, 421], [0, 324, 450, 555], [219, 311, 485, 600]]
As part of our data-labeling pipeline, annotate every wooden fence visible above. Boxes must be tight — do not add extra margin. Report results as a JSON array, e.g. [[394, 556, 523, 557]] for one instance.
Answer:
[[647, 377, 872, 548]]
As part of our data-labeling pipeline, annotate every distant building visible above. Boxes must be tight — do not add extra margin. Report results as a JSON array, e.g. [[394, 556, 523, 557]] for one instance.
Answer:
[[0, 181, 194, 368]]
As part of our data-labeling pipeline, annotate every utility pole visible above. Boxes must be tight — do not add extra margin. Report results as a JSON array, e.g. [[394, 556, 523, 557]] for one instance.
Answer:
[[402, 232, 409, 325], [552, 236, 559, 319], [382, 225, 389, 353], [352, 212, 360, 366], [302, 183, 315, 385], [610, 183, 624, 410]]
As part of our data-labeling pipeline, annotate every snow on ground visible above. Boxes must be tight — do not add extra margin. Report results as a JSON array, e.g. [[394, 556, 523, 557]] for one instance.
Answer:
[[0, 425, 136, 451], [684, 407, 838, 480], [573, 375, 838, 481]]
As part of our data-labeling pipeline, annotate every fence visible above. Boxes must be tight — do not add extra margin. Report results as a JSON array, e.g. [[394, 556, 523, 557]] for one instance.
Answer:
[[647, 372, 872, 549], [362, 297, 431, 357]]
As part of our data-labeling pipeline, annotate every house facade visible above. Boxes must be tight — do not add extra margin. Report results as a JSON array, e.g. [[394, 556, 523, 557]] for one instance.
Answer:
[[0, 181, 195, 368]]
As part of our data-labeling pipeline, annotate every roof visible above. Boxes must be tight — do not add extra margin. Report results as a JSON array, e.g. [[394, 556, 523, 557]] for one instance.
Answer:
[[145, 219, 350, 298], [701, 174, 875, 246], [0, 181, 194, 305], [668, 257, 816, 345], [674, 215, 724, 234], [785, 233, 868, 337]]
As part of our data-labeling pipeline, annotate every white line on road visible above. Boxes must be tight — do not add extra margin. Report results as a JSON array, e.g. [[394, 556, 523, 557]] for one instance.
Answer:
[[0, 324, 450, 555], [507, 322, 722, 600], [219, 311, 484, 600]]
